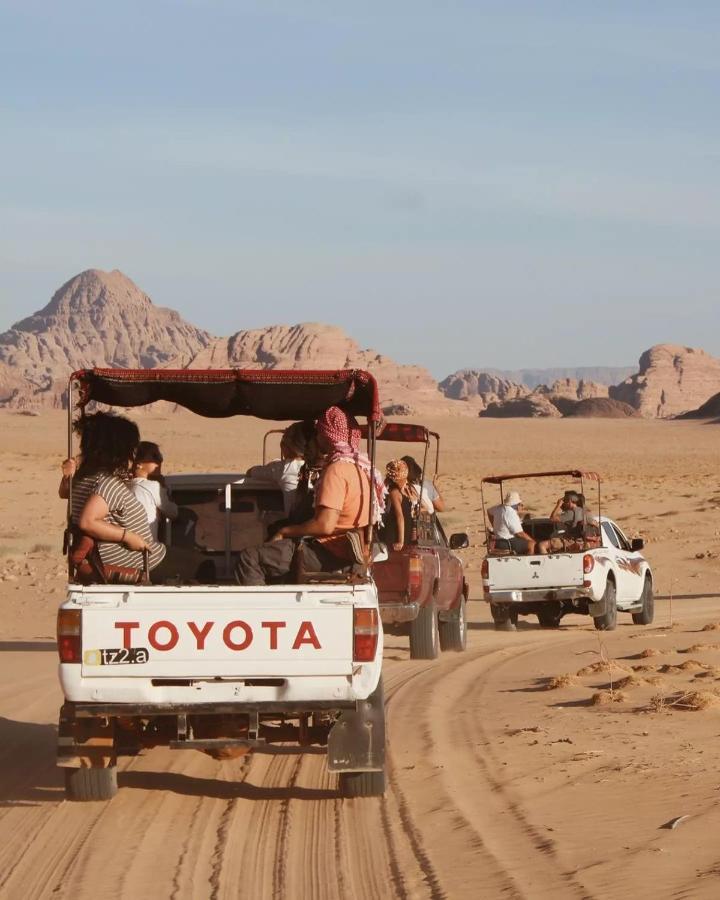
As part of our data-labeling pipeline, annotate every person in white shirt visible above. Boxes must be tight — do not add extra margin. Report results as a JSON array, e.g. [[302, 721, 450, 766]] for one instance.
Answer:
[[488, 491, 535, 555], [402, 456, 445, 514], [246, 421, 312, 515], [130, 442, 178, 541]]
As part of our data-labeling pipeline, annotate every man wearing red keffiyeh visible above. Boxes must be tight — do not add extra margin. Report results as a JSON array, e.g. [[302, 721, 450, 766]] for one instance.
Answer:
[[235, 407, 385, 586]]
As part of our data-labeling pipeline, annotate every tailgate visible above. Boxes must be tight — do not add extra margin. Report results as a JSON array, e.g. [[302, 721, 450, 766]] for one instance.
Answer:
[[488, 555, 584, 590], [81, 605, 354, 678]]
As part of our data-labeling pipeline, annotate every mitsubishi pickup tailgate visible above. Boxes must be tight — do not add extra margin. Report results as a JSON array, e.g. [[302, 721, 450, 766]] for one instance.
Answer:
[[487, 554, 584, 591], [77, 587, 357, 678]]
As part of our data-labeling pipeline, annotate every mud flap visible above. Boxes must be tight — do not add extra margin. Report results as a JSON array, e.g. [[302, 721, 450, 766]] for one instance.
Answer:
[[57, 703, 116, 769], [588, 598, 606, 617], [327, 680, 385, 773]]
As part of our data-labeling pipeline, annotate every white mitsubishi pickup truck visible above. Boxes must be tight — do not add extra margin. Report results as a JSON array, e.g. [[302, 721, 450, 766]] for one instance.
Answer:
[[57, 367, 386, 801], [480, 470, 654, 631]]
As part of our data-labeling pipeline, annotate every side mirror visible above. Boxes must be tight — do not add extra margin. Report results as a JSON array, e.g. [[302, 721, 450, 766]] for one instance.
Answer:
[[631, 538, 644, 551], [449, 533, 470, 550]]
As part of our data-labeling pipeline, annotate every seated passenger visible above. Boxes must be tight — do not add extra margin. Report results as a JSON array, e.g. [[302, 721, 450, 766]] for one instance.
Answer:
[[130, 441, 179, 541], [381, 459, 419, 551], [67, 412, 210, 584], [235, 407, 386, 586], [402, 455, 445, 513], [247, 421, 312, 514], [537, 490, 599, 554], [487, 491, 536, 555]]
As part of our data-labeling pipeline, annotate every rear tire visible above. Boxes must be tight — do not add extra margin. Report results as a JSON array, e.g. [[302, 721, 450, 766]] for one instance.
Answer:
[[338, 769, 386, 798], [439, 596, 467, 651], [593, 579, 618, 631], [410, 601, 440, 659], [632, 576, 654, 625], [491, 603, 517, 632], [64, 766, 118, 802], [537, 603, 563, 629]]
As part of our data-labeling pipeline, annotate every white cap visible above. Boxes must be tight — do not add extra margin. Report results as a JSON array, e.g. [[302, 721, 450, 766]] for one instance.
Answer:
[[504, 490, 522, 507]]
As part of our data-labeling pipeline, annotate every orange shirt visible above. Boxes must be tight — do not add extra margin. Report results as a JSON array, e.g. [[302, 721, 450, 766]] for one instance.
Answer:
[[315, 461, 371, 531]]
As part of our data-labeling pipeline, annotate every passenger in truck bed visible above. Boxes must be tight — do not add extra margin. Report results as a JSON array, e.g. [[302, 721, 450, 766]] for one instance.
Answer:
[[246, 421, 314, 514], [235, 406, 386, 585], [537, 490, 600, 554], [65, 412, 212, 584], [488, 491, 536, 555], [381, 459, 419, 550]]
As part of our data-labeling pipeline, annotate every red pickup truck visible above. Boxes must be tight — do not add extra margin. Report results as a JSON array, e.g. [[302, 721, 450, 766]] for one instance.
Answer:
[[374, 513, 469, 659], [367, 422, 470, 660]]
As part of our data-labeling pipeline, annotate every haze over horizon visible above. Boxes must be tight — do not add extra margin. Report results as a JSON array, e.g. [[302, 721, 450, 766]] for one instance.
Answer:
[[2, 2, 719, 377]]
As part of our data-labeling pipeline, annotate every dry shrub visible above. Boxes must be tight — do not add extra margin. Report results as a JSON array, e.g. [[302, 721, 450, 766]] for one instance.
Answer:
[[591, 690, 628, 706], [679, 643, 720, 654], [545, 674, 577, 690], [652, 691, 720, 711], [639, 648, 661, 658], [645, 675, 665, 686], [577, 660, 631, 677], [632, 664, 657, 673], [615, 675, 643, 690], [701, 623, 720, 632]]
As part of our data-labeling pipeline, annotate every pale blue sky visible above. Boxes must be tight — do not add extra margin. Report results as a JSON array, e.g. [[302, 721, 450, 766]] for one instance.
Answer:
[[1, 1, 719, 377]]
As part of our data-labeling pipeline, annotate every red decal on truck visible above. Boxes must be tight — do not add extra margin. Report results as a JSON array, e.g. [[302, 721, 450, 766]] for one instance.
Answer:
[[223, 620, 253, 651], [292, 621, 321, 650], [114, 621, 140, 650], [148, 621, 180, 651], [261, 621, 287, 650], [187, 621, 215, 650]]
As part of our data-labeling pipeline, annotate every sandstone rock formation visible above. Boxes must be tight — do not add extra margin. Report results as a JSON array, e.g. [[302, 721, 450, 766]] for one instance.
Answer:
[[610, 345, 720, 418], [482, 366, 635, 390], [676, 392, 720, 422], [0, 270, 213, 407], [439, 370, 529, 409], [562, 398, 641, 419], [536, 378, 609, 401], [0, 269, 461, 414], [479, 395, 562, 419]]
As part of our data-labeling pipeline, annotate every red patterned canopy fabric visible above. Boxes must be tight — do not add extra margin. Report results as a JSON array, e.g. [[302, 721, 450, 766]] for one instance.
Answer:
[[70, 368, 381, 422]]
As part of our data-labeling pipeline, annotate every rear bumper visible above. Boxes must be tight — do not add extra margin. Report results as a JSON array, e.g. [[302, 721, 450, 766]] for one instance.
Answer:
[[486, 587, 591, 604], [379, 601, 419, 624]]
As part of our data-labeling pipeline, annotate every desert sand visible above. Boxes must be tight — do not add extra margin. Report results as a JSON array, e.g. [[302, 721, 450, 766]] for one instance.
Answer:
[[2, 410, 720, 899]]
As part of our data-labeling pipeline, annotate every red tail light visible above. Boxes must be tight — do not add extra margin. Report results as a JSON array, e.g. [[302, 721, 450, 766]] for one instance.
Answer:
[[57, 609, 81, 663], [583, 554, 595, 575], [353, 608, 379, 662], [408, 553, 423, 600], [481, 558, 490, 595]]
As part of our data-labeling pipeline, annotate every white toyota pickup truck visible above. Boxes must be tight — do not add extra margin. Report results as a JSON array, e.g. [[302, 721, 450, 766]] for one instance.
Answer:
[[57, 367, 386, 801], [480, 470, 654, 631]]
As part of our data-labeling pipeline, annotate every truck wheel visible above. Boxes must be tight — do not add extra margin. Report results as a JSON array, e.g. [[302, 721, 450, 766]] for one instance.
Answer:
[[338, 769, 386, 798], [632, 576, 654, 625], [490, 603, 517, 632], [593, 580, 618, 631], [439, 596, 467, 652], [537, 603, 563, 629], [65, 766, 118, 802], [410, 601, 440, 659]]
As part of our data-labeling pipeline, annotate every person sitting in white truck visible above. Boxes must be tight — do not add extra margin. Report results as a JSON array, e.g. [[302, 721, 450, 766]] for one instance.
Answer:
[[537, 490, 599, 554], [235, 406, 385, 585], [488, 491, 536, 555]]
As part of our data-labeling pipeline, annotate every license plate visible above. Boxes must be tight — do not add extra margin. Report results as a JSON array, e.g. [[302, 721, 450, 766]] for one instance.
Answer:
[[83, 647, 149, 666]]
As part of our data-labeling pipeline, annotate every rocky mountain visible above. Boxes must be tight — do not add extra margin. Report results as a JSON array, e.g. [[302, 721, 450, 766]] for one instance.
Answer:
[[476, 366, 636, 390], [479, 395, 562, 418], [563, 398, 640, 419], [0, 269, 458, 414], [0, 270, 213, 407], [609, 345, 720, 418], [439, 370, 530, 410]]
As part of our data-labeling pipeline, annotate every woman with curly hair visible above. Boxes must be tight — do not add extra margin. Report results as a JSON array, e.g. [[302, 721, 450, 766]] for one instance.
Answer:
[[382, 459, 419, 551], [60, 411, 166, 579]]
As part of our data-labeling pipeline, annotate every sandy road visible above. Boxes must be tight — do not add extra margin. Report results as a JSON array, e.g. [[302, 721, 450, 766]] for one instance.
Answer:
[[3, 598, 720, 900]]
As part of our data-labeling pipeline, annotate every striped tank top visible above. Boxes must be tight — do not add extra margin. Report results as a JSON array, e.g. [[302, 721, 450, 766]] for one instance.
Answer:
[[71, 474, 167, 570]]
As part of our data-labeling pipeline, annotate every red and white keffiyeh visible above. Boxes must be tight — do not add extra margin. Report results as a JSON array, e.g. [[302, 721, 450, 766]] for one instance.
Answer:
[[316, 407, 386, 521]]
